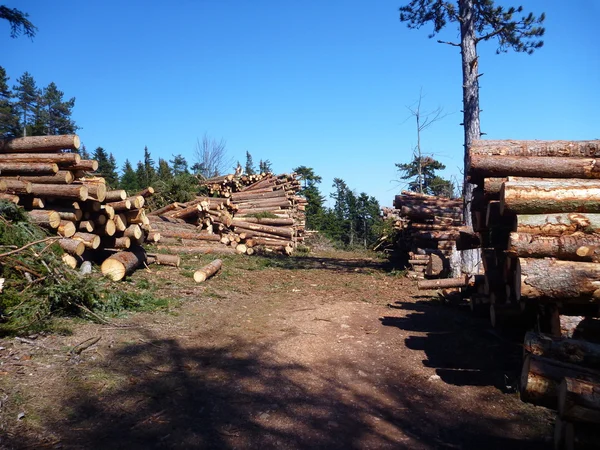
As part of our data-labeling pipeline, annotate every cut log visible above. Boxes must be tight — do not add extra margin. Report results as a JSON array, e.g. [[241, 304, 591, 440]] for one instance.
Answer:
[[230, 220, 293, 239], [408, 259, 428, 266], [72, 232, 101, 249], [27, 210, 60, 228], [193, 259, 223, 283], [400, 205, 462, 221], [124, 224, 143, 243], [106, 199, 131, 211], [30, 183, 88, 201], [148, 203, 181, 216], [0, 193, 19, 203], [558, 377, 600, 424], [520, 354, 600, 409], [501, 180, 600, 215], [0, 162, 58, 174], [78, 220, 95, 233], [52, 209, 83, 221], [157, 230, 221, 241], [524, 332, 600, 369], [515, 213, 600, 236], [58, 238, 85, 256], [101, 236, 131, 249], [0, 153, 80, 167], [166, 203, 202, 220], [70, 160, 98, 171], [20, 171, 74, 184], [426, 253, 444, 277], [516, 257, 600, 302], [0, 134, 80, 152], [61, 253, 79, 269], [508, 232, 600, 262], [417, 275, 470, 290], [470, 154, 600, 179], [101, 249, 146, 281], [2, 179, 32, 194], [82, 183, 106, 202], [57, 220, 76, 238], [146, 253, 180, 267], [104, 189, 127, 202], [136, 186, 155, 198], [469, 139, 600, 157]]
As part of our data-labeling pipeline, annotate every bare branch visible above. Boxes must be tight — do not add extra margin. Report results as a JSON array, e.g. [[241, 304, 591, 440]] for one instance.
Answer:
[[437, 40, 461, 47]]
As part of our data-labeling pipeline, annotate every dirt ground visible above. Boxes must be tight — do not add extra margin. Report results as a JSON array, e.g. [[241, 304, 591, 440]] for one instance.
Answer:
[[0, 250, 553, 449]]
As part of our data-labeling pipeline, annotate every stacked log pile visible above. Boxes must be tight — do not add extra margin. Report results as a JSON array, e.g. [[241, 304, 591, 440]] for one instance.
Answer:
[[0, 135, 178, 280], [466, 139, 600, 448], [389, 191, 464, 278], [147, 172, 306, 255]]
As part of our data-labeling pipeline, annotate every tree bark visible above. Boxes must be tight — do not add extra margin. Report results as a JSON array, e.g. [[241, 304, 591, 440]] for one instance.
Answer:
[[101, 236, 131, 249], [400, 205, 462, 221], [27, 210, 60, 228], [508, 232, 600, 262], [104, 189, 127, 202], [57, 220, 76, 238], [470, 139, 600, 157], [193, 259, 223, 283], [72, 232, 101, 249], [146, 253, 180, 267], [470, 154, 600, 180], [20, 170, 74, 184], [1, 179, 32, 194], [230, 220, 294, 239], [0, 134, 80, 152], [29, 183, 88, 201], [516, 257, 600, 302], [0, 162, 58, 174], [514, 213, 600, 235], [417, 275, 470, 290], [70, 160, 98, 171], [157, 230, 221, 241], [523, 332, 600, 369], [58, 238, 85, 256], [501, 180, 600, 214], [0, 153, 80, 167]]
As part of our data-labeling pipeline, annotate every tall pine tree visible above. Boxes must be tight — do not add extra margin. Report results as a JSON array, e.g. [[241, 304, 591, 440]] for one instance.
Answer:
[[398, 0, 545, 272], [0, 66, 19, 138], [39, 82, 77, 135], [92, 147, 118, 188], [245, 151, 255, 175], [12, 71, 38, 137], [120, 159, 139, 193]]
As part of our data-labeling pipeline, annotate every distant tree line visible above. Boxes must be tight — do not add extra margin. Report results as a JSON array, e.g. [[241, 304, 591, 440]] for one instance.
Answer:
[[294, 166, 382, 249], [0, 67, 78, 138]]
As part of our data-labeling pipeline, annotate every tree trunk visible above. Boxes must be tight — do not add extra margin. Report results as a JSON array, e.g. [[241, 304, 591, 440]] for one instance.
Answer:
[[146, 253, 180, 267], [70, 160, 99, 171], [104, 189, 127, 202], [0, 153, 80, 166], [57, 220, 76, 238], [20, 170, 74, 184], [72, 232, 101, 249], [559, 377, 600, 424], [27, 210, 60, 228], [508, 232, 600, 262], [101, 249, 146, 281], [470, 139, 600, 157], [1, 179, 32, 194], [516, 257, 600, 302], [514, 213, 600, 235], [501, 180, 600, 214], [459, 0, 482, 276], [101, 236, 131, 249], [58, 238, 85, 256], [193, 259, 223, 283]]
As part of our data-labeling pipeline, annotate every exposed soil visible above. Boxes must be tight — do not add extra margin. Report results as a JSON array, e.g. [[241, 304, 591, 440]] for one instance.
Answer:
[[0, 250, 553, 449]]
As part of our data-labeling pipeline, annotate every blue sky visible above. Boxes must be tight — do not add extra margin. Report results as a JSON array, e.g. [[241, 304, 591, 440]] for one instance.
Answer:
[[3, 1, 599, 207]]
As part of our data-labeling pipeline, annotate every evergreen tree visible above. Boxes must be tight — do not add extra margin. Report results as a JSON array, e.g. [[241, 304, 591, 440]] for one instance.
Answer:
[[245, 151, 255, 175], [143, 146, 156, 184], [12, 71, 38, 137], [293, 166, 325, 231], [120, 159, 139, 193], [93, 147, 118, 188], [0, 66, 19, 138], [170, 154, 188, 175], [79, 144, 91, 160], [395, 156, 450, 196], [39, 82, 77, 135], [0, 5, 37, 38], [157, 158, 172, 181], [259, 159, 273, 174]]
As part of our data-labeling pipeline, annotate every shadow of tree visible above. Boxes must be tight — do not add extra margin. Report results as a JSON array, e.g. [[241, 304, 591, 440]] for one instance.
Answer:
[[5, 326, 549, 449]]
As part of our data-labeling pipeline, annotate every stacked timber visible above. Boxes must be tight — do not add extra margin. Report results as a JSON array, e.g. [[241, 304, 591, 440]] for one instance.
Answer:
[[464, 139, 600, 447], [147, 172, 306, 255], [0, 135, 177, 280], [391, 191, 464, 278]]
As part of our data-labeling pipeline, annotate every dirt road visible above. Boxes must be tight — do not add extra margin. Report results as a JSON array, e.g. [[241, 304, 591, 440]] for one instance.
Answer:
[[0, 251, 552, 449]]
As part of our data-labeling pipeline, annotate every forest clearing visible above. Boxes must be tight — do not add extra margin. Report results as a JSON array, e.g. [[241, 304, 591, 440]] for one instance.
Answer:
[[0, 249, 553, 449]]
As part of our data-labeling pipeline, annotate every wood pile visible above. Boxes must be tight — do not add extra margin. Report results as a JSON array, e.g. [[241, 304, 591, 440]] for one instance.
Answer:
[[146, 172, 306, 256], [464, 139, 600, 448], [386, 191, 464, 278], [0, 135, 178, 281]]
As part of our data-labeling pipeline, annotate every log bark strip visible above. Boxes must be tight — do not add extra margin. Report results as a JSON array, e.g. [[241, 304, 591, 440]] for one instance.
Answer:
[[514, 213, 600, 235], [193, 259, 223, 283], [501, 180, 600, 214], [146, 253, 180, 267], [508, 232, 600, 262], [470, 154, 600, 179], [30, 183, 88, 201], [469, 139, 600, 157], [0, 162, 58, 174]]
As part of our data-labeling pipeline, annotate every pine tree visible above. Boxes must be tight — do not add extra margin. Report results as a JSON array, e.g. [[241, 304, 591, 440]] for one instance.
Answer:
[[143, 146, 156, 185], [259, 159, 273, 174], [92, 147, 118, 188], [12, 72, 38, 137], [0, 6, 37, 38], [39, 82, 77, 135], [120, 159, 139, 193], [245, 151, 255, 175], [395, 156, 448, 195], [79, 144, 91, 160], [157, 158, 172, 181], [398, 0, 545, 272], [0, 66, 19, 138], [170, 154, 188, 176]]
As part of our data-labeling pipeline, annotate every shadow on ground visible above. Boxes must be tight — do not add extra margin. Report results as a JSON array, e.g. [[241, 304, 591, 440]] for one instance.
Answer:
[[5, 325, 548, 449], [381, 299, 524, 391]]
